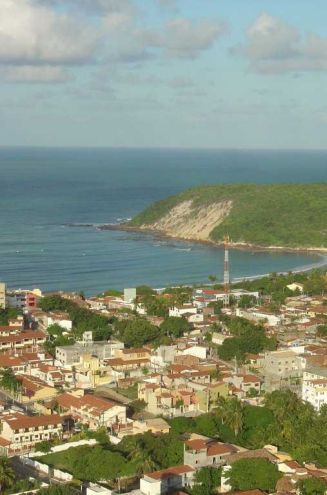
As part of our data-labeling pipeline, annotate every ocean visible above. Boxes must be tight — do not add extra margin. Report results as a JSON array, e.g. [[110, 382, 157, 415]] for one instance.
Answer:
[[0, 147, 326, 295]]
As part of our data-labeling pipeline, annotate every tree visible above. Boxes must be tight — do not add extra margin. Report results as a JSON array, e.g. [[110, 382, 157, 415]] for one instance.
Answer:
[[228, 458, 281, 492], [0, 368, 22, 395], [115, 318, 161, 347], [317, 325, 327, 338], [38, 487, 76, 495], [224, 398, 244, 436], [0, 457, 15, 493], [238, 295, 256, 308], [160, 317, 190, 338], [247, 387, 259, 398], [192, 467, 222, 495], [47, 323, 65, 337], [297, 477, 327, 495], [35, 440, 52, 453]]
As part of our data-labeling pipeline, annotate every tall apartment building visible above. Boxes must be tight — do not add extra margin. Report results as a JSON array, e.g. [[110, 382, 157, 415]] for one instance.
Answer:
[[0, 282, 6, 309], [263, 350, 304, 393]]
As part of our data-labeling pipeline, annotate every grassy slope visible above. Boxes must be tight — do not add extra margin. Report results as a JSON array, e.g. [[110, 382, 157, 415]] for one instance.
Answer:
[[129, 183, 327, 248]]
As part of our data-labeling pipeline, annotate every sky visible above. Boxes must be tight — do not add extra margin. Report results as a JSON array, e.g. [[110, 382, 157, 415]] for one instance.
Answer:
[[1, 0, 327, 149]]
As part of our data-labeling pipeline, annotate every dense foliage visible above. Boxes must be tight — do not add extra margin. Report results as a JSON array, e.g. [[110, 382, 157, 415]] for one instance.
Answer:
[[0, 458, 15, 494], [0, 308, 21, 325], [227, 458, 281, 492], [130, 183, 327, 248], [0, 368, 22, 394], [217, 316, 277, 362], [115, 318, 161, 347], [169, 391, 327, 467], [160, 316, 190, 337], [297, 477, 327, 495], [191, 467, 222, 495], [39, 295, 114, 340], [40, 431, 183, 482], [232, 269, 327, 303], [38, 487, 77, 495]]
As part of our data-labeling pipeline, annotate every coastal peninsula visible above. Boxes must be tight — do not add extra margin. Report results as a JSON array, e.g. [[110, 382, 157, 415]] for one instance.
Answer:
[[116, 183, 327, 252]]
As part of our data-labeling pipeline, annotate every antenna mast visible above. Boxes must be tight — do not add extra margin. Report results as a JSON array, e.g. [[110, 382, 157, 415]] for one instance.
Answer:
[[223, 234, 230, 307]]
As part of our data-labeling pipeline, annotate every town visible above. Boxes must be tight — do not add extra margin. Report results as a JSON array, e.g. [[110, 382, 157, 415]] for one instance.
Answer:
[[0, 260, 326, 495]]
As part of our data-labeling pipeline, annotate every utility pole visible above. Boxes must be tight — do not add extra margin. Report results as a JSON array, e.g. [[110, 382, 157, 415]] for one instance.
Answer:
[[223, 234, 230, 307]]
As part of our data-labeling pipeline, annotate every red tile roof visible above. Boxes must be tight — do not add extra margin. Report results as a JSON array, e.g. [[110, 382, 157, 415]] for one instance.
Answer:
[[4, 414, 62, 430], [146, 465, 194, 480]]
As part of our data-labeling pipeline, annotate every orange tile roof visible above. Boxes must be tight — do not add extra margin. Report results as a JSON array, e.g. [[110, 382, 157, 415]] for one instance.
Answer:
[[0, 355, 24, 367], [0, 331, 46, 344], [57, 393, 81, 409], [242, 374, 261, 383], [146, 465, 194, 480], [4, 414, 62, 430], [185, 439, 207, 450], [57, 393, 116, 416], [0, 437, 11, 446], [207, 443, 235, 456]]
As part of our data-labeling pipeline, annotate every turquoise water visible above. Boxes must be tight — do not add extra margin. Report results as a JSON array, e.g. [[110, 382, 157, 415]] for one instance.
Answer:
[[0, 147, 326, 294]]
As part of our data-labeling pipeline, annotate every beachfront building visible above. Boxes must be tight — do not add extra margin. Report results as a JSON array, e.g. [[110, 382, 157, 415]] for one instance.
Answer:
[[0, 282, 6, 309]]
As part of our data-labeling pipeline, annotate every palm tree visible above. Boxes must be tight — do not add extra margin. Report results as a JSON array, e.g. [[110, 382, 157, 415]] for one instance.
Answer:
[[215, 396, 228, 424], [128, 444, 158, 474], [0, 457, 15, 493], [225, 398, 244, 436]]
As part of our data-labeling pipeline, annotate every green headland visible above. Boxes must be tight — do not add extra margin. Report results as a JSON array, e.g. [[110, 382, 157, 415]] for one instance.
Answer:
[[127, 183, 327, 250]]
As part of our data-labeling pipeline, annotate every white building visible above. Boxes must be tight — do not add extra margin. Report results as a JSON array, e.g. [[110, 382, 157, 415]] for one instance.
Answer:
[[0, 282, 6, 309], [140, 465, 194, 495], [177, 344, 208, 360], [47, 312, 73, 332], [169, 305, 197, 318], [302, 378, 327, 411], [124, 288, 136, 304], [302, 367, 327, 411], [287, 283, 304, 293]]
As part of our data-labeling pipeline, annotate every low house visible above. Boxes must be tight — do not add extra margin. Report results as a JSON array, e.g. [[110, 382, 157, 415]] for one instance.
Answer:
[[169, 305, 198, 318], [0, 413, 62, 456], [47, 311, 73, 332], [17, 374, 58, 403], [140, 465, 195, 495], [56, 393, 126, 430], [30, 364, 74, 389], [228, 374, 261, 397], [184, 435, 236, 468], [287, 283, 304, 293]]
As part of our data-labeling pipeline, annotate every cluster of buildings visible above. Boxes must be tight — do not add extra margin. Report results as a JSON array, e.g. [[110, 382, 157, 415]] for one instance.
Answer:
[[0, 276, 326, 494]]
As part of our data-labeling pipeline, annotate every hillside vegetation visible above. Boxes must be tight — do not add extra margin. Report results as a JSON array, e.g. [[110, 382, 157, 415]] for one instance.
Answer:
[[129, 183, 327, 248]]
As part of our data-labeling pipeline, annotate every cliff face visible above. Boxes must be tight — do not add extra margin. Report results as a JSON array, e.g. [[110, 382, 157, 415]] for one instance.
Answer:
[[128, 183, 327, 250], [138, 199, 233, 241]]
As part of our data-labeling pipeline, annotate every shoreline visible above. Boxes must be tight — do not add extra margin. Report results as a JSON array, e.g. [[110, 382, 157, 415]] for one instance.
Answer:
[[100, 223, 327, 256]]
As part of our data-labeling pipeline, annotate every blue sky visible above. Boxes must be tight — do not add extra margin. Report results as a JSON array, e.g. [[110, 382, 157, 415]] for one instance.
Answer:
[[1, 0, 327, 148]]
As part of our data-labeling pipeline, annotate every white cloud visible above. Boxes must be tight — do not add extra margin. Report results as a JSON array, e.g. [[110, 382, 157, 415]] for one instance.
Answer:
[[238, 13, 327, 74], [108, 17, 227, 63], [0, 0, 98, 66], [147, 18, 227, 58], [0, 65, 72, 83], [36, 0, 136, 15]]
